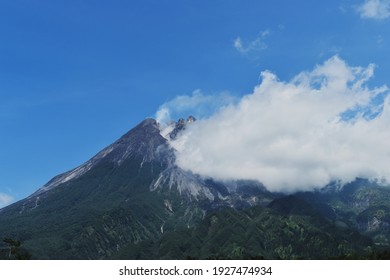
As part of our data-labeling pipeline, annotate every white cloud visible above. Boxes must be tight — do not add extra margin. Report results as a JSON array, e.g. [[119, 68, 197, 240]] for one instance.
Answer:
[[358, 0, 390, 19], [155, 89, 237, 124], [169, 56, 390, 193], [234, 30, 270, 54], [0, 193, 14, 208]]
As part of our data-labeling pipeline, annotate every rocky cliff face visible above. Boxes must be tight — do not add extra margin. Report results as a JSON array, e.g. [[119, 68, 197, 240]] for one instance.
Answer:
[[166, 115, 196, 140]]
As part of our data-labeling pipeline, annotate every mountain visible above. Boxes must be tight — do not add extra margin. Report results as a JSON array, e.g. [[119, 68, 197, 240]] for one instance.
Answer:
[[0, 117, 389, 259], [297, 179, 390, 247]]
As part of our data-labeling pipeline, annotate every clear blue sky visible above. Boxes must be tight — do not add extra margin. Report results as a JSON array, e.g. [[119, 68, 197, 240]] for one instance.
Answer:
[[1, 0, 390, 206]]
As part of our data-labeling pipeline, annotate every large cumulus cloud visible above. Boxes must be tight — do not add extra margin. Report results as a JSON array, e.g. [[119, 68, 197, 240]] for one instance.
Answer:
[[165, 56, 390, 192]]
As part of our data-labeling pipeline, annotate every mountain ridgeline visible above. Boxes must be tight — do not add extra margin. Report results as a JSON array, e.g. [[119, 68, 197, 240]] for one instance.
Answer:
[[1, 117, 390, 259]]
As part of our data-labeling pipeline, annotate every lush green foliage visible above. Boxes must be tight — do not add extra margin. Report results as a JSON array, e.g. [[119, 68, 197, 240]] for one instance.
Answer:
[[115, 197, 373, 260], [298, 179, 390, 247]]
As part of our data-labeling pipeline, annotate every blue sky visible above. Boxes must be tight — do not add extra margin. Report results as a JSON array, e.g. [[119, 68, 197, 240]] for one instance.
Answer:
[[1, 0, 390, 206]]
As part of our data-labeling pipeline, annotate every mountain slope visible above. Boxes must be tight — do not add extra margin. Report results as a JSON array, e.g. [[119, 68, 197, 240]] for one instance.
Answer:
[[0, 119, 195, 258], [0, 118, 389, 259], [115, 203, 372, 260], [0, 128, 165, 257], [297, 179, 390, 247], [0, 118, 274, 259]]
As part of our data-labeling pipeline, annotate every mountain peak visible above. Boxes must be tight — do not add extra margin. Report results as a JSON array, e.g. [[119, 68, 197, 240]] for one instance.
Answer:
[[31, 118, 167, 196], [138, 118, 159, 128]]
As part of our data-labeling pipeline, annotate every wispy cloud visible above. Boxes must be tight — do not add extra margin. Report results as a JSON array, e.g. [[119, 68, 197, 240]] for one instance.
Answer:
[[233, 30, 270, 54], [169, 56, 390, 193], [358, 0, 390, 19], [0, 192, 14, 208]]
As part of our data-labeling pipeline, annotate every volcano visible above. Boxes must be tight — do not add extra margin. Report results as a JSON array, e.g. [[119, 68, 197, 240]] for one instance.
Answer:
[[0, 117, 388, 259]]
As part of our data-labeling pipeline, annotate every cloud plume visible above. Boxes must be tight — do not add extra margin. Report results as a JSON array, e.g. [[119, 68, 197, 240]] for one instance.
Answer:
[[156, 90, 237, 125], [168, 56, 390, 192]]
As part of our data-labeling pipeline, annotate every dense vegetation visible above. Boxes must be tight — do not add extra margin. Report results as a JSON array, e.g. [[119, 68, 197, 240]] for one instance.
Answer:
[[0, 160, 171, 259], [115, 197, 373, 260]]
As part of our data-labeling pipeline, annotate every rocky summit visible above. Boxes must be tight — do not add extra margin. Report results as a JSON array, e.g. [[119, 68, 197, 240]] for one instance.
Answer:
[[1, 118, 390, 259]]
